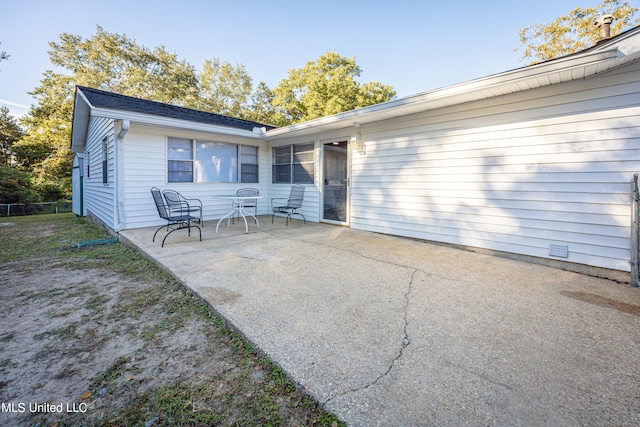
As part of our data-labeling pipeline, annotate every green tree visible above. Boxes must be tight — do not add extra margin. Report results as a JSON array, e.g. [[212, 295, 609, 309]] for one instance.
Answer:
[[194, 58, 253, 118], [48, 26, 199, 104], [245, 81, 276, 124], [15, 26, 202, 200], [270, 51, 396, 126], [518, 0, 640, 64], [17, 28, 396, 200], [0, 106, 22, 166], [0, 166, 38, 204], [12, 73, 75, 199]]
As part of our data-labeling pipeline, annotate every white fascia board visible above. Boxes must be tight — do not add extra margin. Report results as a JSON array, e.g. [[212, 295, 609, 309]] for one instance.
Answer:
[[90, 107, 264, 139], [70, 91, 92, 152], [265, 48, 624, 139]]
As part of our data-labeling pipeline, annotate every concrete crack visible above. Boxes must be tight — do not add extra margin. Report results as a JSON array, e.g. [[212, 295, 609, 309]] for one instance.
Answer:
[[322, 268, 416, 407], [264, 232, 423, 408]]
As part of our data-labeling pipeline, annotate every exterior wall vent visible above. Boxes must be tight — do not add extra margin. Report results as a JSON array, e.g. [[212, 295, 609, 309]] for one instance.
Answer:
[[549, 244, 569, 258]]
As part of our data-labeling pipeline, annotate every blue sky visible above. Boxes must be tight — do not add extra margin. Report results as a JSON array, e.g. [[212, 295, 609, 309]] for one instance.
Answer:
[[0, 0, 612, 118]]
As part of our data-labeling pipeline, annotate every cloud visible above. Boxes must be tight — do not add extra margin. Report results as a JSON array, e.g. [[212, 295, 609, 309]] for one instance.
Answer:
[[0, 99, 29, 118], [0, 99, 29, 109]]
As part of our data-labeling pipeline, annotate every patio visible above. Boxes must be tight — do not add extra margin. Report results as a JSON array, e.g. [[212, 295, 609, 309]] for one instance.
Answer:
[[119, 218, 640, 426]]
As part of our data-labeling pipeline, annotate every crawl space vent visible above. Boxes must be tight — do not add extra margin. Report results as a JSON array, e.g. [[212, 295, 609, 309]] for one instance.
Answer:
[[549, 244, 569, 258]]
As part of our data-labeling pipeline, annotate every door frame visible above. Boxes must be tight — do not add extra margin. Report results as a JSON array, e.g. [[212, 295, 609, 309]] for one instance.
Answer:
[[320, 139, 350, 225]]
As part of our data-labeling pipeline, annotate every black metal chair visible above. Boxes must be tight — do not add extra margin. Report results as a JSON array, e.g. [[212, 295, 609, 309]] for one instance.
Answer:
[[151, 187, 201, 247], [162, 189, 203, 226], [271, 185, 306, 226]]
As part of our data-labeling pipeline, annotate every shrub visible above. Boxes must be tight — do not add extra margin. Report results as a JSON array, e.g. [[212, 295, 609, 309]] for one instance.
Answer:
[[0, 165, 39, 204]]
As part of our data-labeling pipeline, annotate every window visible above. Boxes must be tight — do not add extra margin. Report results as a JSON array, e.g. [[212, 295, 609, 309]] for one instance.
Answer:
[[195, 140, 238, 183], [102, 137, 108, 185], [272, 143, 314, 184], [167, 137, 258, 183], [168, 137, 193, 182], [240, 145, 259, 183], [293, 143, 314, 183], [272, 146, 291, 183]]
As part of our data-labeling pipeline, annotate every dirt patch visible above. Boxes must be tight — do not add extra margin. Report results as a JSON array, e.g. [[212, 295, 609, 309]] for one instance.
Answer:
[[0, 264, 227, 425], [0, 215, 342, 426]]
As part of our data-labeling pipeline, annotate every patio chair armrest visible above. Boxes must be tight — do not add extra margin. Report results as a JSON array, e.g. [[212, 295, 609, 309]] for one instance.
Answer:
[[168, 199, 200, 216], [271, 197, 287, 208], [183, 197, 202, 209]]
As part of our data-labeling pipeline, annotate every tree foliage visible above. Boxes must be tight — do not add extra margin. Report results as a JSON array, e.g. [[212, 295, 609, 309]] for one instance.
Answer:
[[518, 0, 640, 64], [11, 27, 395, 201], [0, 166, 38, 204], [12, 72, 75, 199], [195, 58, 253, 118], [269, 51, 396, 125], [0, 106, 22, 166], [49, 26, 199, 104], [13, 26, 202, 200], [245, 81, 276, 124]]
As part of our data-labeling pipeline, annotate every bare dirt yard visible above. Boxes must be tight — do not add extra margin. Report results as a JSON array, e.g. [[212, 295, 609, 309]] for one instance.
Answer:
[[0, 214, 343, 427]]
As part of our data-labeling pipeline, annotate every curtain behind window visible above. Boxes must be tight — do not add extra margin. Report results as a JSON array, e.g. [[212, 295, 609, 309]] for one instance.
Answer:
[[195, 141, 238, 183]]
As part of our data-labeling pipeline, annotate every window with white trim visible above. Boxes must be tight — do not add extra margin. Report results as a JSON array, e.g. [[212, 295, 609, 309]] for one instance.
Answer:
[[272, 143, 314, 184], [240, 145, 259, 183], [167, 137, 258, 183]]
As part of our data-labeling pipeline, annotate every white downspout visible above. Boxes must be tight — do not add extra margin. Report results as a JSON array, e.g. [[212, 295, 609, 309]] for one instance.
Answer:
[[113, 119, 130, 232]]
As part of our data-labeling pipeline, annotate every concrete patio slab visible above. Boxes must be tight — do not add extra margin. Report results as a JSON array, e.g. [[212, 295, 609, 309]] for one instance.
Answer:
[[120, 217, 640, 426]]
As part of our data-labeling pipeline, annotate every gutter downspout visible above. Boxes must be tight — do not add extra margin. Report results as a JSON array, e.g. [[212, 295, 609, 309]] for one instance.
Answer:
[[113, 119, 130, 232], [631, 174, 639, 287]]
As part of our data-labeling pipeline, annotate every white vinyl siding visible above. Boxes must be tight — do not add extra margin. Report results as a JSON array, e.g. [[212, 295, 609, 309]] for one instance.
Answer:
[[83, 116, 115, 228], [74, 42, 640, 274], [349, 63, 640, 272], [120, 125, 267, 229]]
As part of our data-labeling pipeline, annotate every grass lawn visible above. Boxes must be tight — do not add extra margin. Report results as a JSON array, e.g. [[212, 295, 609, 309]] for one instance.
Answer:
[[0, 213, 344, 426]]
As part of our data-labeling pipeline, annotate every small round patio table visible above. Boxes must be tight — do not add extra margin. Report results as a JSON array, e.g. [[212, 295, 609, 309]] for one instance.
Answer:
[[212, 195, 264, 233]]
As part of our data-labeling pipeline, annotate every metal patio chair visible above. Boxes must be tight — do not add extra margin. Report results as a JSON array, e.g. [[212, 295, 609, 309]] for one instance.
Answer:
[[233, 188, 259, 224], [151, 187, 201, 247], [271, 185, 306, 226], [162, 189, 203, 226]]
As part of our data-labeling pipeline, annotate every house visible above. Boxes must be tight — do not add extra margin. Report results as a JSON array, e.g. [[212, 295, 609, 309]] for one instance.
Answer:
[[71, 24, 640, 283]]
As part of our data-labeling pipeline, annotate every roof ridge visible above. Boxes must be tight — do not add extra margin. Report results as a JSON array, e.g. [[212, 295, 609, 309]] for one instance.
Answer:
[[76, 85, 276, 131]]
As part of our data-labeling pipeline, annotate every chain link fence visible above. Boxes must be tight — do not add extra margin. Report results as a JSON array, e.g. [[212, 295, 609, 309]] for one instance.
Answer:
[[0, 201, 72, 217]]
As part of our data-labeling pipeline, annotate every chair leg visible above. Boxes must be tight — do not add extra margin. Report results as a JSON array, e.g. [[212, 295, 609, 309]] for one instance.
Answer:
[[153, 224, 166, 242]]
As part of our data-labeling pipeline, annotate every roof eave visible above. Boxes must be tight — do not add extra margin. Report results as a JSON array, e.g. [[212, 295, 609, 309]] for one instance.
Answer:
[[89, 107, 264, 139], [265, 47, 631, 139], [70, 89, 92, 152]]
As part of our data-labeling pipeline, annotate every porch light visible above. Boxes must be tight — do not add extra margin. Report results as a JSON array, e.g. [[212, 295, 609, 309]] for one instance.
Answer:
[[351, 132, 365, 155]]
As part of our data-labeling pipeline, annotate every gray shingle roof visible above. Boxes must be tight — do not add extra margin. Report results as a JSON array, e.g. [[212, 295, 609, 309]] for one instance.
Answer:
[[76, 86, 276, 132]]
